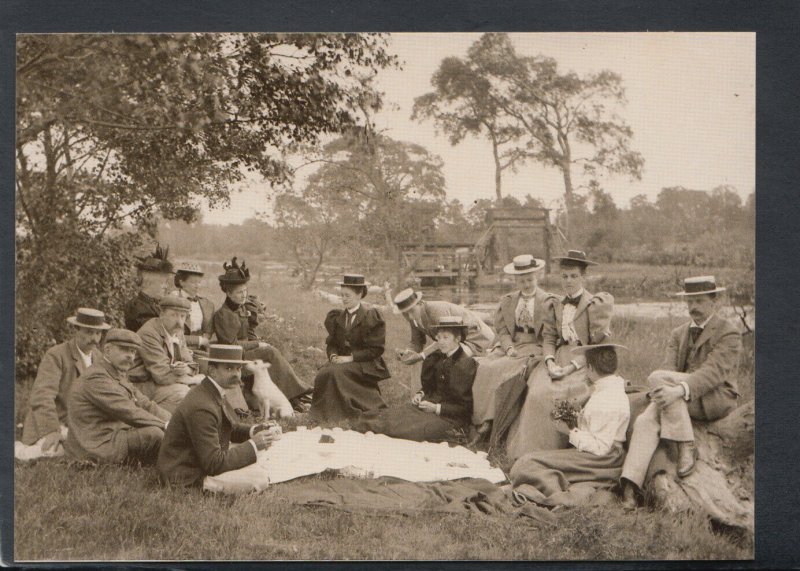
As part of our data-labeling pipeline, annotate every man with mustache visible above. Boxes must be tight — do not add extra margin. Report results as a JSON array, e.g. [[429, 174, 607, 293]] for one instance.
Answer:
[[619, 276, 742, 510], [128, 295, 205, 413], [65, 329, 171, 465], [20, 308, 110, 453]]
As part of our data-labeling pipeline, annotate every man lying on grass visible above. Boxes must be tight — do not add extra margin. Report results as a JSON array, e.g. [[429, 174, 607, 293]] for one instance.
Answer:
[[157, 344, 281, 487], [65, 329, 171, 465]]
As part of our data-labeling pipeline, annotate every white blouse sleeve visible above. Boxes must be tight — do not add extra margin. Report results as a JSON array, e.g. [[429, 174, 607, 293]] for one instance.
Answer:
[[568, 411, 629, 456]]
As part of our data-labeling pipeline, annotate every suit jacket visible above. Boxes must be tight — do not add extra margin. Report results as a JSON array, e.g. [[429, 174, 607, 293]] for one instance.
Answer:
[[124, 291, 161, 332], [325, 304, 390, 380], [542, 290, 615, 358], [65, 359, 170, 461], [493, 288, 558, 353], [421, 346, 478, 424], [157, 378, 257, 487], [128, 317, 195, 385], [661, 313, 742, 420], [213, 297, 261, 351], [171, 289, 215, 349], [21, 340, 102, 445], [410, 301, 495, 356]]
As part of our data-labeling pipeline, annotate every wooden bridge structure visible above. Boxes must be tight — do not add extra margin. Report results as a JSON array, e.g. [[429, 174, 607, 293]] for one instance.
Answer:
[[399, 207, 553, 287]]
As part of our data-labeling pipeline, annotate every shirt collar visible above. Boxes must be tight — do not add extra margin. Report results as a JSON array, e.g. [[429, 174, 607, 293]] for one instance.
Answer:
[[347, 303, 361, 315], [445, 345, 461, 358], [519, 288, 538, 300], [206, 375, 227, 398], [76, 344, 93, 362], [567, 288, 585, 301], [692, 313, 714, 329]]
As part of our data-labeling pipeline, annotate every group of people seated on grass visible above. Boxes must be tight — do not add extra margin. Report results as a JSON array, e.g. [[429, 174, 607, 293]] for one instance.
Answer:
[[19, 244, 743, 510]]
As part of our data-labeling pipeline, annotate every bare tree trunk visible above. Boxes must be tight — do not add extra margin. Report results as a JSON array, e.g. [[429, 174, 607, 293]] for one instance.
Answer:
[[491, 132, 503, 201], [560, 158, 574, 242]]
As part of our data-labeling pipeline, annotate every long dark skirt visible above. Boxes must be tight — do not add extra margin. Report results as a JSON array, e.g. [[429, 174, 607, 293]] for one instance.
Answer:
[[353, 405, 463, 443], [509, 444, 625, 506], [310, 362, 387, 422], [224, 345, 312, 411]]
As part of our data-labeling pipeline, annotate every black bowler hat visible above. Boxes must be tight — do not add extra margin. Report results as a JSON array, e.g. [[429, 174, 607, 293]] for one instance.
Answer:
[[66, 308, 111, 331], [674, 276, 726, 297], [553, 250, 598, 267], [337, 274, 370, 298]]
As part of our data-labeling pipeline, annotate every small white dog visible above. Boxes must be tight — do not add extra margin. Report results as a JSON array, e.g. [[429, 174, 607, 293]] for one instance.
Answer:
[[245, 359, 294, 419]]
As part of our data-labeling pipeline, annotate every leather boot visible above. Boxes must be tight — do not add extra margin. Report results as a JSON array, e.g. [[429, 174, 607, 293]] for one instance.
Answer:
[[620, 480, 638, 511], [677, 441, 698, 478]]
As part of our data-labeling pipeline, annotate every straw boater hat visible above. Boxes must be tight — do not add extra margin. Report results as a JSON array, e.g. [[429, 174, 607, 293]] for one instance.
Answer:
[[674, 276, 726, 297], [503, 254, 546, 275], [337, 274, 370, 298], [394, 288, 423, 312], [66, 308, 111, 331], [553, 250, 598, 267], [105, 328, 143, 350], [218, 257, 250, 286], [175, 262, 204, 276], [136, 244, 174, 273], [431, 315, 469, 337], [571, 342, 629, 354], [159, 294, 192, 313], [199, 344, 250, 364]]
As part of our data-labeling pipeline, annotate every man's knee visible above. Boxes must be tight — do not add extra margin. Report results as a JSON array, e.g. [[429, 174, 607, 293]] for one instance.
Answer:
[[633, 405, 660, 432], [140, 425, 165, 442]]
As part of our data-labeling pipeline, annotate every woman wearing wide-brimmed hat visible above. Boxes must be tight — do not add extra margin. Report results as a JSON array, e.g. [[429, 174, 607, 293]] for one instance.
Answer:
[[500, 250, 615, 463], [309, 274, 391, 422], [170, 262, 215, 353], [212, 257, 312, 413], [353, 316, 477, 442], [470, 255, 558, 439]]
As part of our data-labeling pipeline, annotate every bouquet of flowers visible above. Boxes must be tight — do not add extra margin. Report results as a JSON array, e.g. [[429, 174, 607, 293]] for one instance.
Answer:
[[551, 399, 582, 429]]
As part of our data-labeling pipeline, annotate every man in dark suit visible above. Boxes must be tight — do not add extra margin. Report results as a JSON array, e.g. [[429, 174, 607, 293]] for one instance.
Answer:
[[21, 308, 110, 451], [620, 276, 742, 509], [157, 344, 281, 487]]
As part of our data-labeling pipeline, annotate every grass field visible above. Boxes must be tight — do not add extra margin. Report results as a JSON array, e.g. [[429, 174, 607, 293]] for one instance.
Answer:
[[13, 272, 755, 561]]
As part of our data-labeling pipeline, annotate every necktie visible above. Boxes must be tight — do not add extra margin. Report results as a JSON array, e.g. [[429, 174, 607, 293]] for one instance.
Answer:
[[346, 312, 353, 329], [689, 326, 702, 345], [172, 341, 181, 363], [563, 295, 581, 307]]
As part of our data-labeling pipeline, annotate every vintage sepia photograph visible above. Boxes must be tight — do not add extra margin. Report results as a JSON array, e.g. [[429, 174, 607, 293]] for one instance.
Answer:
[[13, 31, 754, 561]]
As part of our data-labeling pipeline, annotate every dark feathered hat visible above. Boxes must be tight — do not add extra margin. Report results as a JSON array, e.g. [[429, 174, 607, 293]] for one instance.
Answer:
[[136, 244, 174, 273], [218, 257, 250, 286]]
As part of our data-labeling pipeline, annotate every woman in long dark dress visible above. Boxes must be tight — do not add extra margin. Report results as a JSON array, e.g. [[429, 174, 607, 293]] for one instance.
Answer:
[[212, 257, 312, 412], [353, 315, 478, 443], [310, 274, 390, 423]]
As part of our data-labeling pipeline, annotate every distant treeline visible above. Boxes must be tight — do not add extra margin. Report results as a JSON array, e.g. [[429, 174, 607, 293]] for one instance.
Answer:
[[161, 184, 754, 271]]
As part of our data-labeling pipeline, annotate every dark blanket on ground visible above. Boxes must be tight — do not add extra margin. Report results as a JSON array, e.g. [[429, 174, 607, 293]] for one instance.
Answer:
[[273, 476, 559, 524]]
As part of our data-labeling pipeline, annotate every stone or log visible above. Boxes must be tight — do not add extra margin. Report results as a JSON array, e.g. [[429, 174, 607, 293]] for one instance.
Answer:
[[645, 401, 755, 533]]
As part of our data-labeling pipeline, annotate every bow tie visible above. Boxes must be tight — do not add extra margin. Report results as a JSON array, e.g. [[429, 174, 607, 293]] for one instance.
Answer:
[[563, 295, 581, 307]]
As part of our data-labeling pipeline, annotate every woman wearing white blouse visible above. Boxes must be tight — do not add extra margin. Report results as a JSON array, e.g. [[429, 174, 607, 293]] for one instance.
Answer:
[[509, 344, 631, 507]]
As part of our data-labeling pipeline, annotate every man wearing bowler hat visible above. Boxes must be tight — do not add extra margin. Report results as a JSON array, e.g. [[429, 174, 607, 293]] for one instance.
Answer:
[[157, 345, 282, 487], [65, 329, 171, 465], [128, 295, 205, 413], [21, 308, 111, 453], [619, 276, 742, 510], [392, 287, 494, 398]]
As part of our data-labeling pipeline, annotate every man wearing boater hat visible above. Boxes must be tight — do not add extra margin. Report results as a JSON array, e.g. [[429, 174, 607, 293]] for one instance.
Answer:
[[619, 276, 742, 510], [392, 286, 493, 392], [20, 308, 110, 453], [65, 329, 171, 464], [124, 244, 174, 332], [128, 295, 205, 413], [157, 345, 282, 487]]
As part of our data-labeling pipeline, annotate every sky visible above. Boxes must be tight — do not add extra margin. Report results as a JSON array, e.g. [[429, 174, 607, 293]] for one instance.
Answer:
[[201, 32, 755, 226]]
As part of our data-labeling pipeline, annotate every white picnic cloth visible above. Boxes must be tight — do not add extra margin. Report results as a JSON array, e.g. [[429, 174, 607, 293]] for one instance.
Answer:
[[14, 425, 68, 461], [203, 426, 506, 494]]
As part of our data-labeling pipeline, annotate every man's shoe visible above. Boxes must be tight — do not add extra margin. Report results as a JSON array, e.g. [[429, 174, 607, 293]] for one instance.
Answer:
[[620, 480, 638, 512], [677, 441, 699, 478]]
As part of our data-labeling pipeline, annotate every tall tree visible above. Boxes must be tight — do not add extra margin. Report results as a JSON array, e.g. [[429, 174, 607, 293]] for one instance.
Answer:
[[466, 33, 645, 238], [412, 56, 527, 201], [289, 132, 447, 263], [15, 33, 397, 377]]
